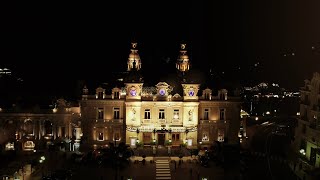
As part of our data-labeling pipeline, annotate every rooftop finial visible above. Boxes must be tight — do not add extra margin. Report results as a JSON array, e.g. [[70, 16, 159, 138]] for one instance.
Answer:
[[181, 44, 186, 50], [132, 42, 137, 49]]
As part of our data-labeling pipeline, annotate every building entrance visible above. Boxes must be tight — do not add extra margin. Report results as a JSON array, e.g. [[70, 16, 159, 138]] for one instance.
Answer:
[[157, 133, 165, 146]]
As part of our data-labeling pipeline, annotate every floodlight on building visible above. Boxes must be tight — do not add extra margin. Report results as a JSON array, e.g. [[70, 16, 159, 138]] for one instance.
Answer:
[[300, 149, 306, 155]]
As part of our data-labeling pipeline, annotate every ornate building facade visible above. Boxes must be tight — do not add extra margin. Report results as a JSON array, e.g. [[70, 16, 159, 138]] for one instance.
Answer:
[[80, 43, 242, 149], [0, 99, 81, 151]]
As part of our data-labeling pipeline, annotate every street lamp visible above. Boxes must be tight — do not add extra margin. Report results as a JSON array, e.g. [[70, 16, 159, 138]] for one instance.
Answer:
[[185, 129, 189, 143], [114, 138, 117, 147]]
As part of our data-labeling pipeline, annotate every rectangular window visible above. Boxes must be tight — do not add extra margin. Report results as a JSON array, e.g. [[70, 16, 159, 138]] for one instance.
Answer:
[[159, 109, 165, 119], [218, 129, 224, 142], [114, 91, 119, 99], [220, 109, 225, 120], [172, 133, 180, 141], [98, 108, 104, 119], [144, 109, 151, 119], [202, 133, 209, 141], [143, 133, 151, 144], [113, 108, 120, 119], [98, 132, 104, 141], [204, 109, 209, 120], [173, 109, 179, 119]]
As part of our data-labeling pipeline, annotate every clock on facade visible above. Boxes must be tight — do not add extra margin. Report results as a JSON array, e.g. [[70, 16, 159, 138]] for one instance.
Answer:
[[159, 88, 166, 96], [130, 89, 137, 96], [188, 89, 195, 96]]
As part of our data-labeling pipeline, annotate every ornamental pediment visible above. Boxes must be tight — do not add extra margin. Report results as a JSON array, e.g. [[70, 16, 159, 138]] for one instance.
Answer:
[[155, 82, 170, 87]]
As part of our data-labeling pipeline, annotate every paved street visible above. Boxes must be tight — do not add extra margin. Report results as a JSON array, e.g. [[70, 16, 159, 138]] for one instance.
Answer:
[[70, 156, 224, 180], [242, 118, 298, 180], [26, 151, 225, 180]]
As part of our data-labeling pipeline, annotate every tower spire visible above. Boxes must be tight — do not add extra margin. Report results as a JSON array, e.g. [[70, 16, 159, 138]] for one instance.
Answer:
[[176, 43, 190, 72], [127, 42, 142, 71]]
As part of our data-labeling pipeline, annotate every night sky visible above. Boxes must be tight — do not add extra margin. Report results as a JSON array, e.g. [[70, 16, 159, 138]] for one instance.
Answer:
[[1, 1, 320, 100]]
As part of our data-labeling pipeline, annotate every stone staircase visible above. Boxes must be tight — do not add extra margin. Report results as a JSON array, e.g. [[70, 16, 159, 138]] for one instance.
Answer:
[[155, 158, 171, 180]]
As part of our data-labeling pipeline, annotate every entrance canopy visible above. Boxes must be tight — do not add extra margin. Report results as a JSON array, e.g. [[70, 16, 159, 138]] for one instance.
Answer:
[[126, 125, 197, 132]]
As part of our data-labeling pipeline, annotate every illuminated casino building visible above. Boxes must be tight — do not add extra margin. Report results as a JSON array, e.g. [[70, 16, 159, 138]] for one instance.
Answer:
[[0, 42, 242, 151], [80, 42, 242, 149]]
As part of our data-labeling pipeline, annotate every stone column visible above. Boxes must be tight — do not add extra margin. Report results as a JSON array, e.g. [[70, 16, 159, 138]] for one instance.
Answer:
[[93, 129, 96, 141], [41, 120, 45, 136], [33, 122, 36, 137], [68, 123, 72, 139], [104, 128, 108, 141], [75, 127, 81, 141], [58, 126, 61, 138], [52, 124, 55, 139]]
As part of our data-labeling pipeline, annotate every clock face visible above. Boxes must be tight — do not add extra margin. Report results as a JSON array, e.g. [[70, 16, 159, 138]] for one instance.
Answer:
[[130, 89, 137, 96], [159, 88, 166, 96], [188, 89, 195, 96]]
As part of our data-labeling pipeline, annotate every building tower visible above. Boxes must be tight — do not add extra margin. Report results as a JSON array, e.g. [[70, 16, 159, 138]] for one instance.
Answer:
[[124, 42, 144, 100], [127, 42, 142, 71], [176, 43, 190, 73]]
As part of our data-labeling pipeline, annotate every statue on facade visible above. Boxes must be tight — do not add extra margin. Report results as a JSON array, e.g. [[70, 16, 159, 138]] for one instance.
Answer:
[[131, 108, 136, 121], [188, 109, 193, 121]]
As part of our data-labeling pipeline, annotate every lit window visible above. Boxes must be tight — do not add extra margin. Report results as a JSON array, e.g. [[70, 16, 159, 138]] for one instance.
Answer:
[[143, 133, 151, 143], [98, 132, 104, 141], [202, 133, 209, 141], [98, 108, 104, 119], [218, 129, 224, 142], [173, 109, 179, 119], [172, 133, 180, 141]]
